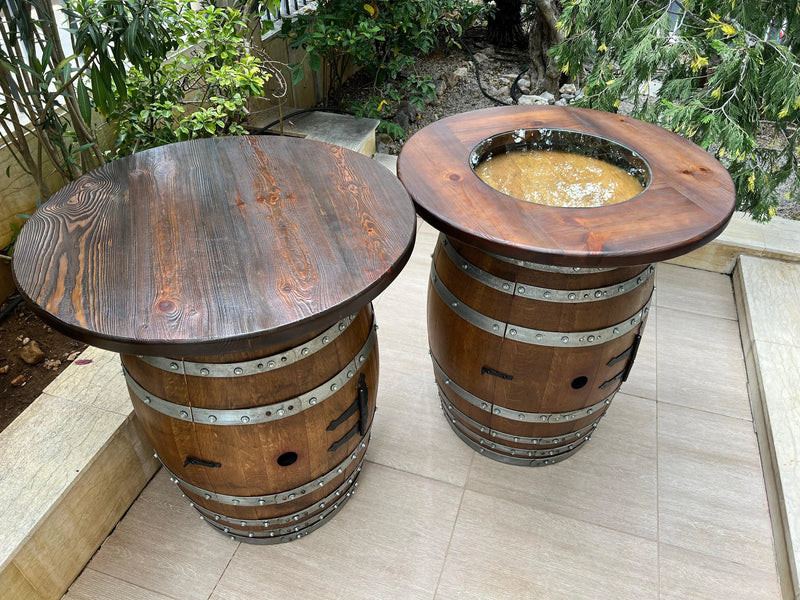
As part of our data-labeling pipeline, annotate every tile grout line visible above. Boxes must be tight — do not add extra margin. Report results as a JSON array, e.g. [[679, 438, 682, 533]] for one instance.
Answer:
[[654, 281, 662, 597], [431, 452, 475, 600], [362, 456, 467, 491], [205, 541, 242, 600]]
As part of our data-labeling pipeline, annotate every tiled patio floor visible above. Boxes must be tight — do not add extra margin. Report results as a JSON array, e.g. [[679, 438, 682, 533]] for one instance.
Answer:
[[62, 220, 781, 599]]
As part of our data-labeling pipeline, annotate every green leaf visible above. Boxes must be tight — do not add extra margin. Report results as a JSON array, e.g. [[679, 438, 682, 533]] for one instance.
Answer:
[[77, 79, 92, 127]]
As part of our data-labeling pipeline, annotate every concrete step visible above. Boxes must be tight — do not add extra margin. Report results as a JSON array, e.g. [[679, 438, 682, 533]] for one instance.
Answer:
[[734, 255, 800, 599], [246, 108, 379, 158], [372, 152, 398, 176]]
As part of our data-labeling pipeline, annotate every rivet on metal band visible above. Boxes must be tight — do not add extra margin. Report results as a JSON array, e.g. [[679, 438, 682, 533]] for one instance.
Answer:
[[439, 393, 603, 446], [441, 400, 593, 459], [124, 321, 377, 426], [441, 404, 590, 467], [431, 264, 652, 347], [191, 464, 363, 528], [202, 482, 358, 544], [432, 355, 615, 423], [136, 314, 357, 376], [164, 433, 370, 507], [440, 235, 654, 303]]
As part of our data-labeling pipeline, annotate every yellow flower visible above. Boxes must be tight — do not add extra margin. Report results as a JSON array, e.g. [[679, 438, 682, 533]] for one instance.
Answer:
[[778, 108, 789, 118], [606, 79, 616, 86], [721, 23, 737, 36], [747, 172, 756, 192], [561, 61, 570, 74], [691, 54, 709, 72], [711, 86, 723, 100], [597, 43, 607, 52]]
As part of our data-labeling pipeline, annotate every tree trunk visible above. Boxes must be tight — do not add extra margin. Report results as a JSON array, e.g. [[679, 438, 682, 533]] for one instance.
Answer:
[[528, 0, 565, 96], [484, 0, 526, 49]]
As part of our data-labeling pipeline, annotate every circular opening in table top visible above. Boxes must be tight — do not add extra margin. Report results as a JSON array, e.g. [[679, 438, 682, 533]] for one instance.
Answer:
[[469, 128, 652, 208]]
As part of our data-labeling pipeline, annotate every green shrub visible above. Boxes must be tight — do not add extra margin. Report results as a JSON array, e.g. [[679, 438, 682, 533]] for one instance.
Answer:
[[281, 0, 486, 134], [111, 4, 269, 156]]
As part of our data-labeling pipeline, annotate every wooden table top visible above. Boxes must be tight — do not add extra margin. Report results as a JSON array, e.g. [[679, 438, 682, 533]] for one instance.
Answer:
[[398, 106, 736, 267], [13, 136, 416, 356]]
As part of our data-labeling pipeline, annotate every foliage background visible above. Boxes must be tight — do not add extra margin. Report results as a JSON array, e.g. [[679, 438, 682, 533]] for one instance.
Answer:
[[553, 0, 800, 220]]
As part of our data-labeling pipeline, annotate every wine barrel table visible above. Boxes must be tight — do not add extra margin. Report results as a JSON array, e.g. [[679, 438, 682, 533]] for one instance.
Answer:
[[12, 136, 416, 542], [397, 105, 736, 466]]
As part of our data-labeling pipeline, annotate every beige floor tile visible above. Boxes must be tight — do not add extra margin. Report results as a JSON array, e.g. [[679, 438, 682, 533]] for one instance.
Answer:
[[43, 346, 131, 415], [465, 393, 658, 540], [372, 222, 434, 352], [655, 263, 737, 320], [86, 470, 238, 600], [658, 402, 777, 572], [369, 342, 475, 486], [63, 568, 178, 600], [209, 462, 462, 600], [655, 306, 751, 420], [373, 277, 429, 351], [659, 543, 781, 600], [436, 490, 659, 599], [620, 309, 658, 400]]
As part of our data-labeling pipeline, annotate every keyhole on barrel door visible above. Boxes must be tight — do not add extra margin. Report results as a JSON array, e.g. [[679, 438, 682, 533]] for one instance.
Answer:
[[277, 451, 298, 467], [571, 376, 588, 389]]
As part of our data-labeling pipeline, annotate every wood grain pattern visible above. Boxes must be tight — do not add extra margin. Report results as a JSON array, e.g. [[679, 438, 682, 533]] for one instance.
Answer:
[[13, 136, 416, 356], [428, 236, 654, 460], [123, 304, 377, 529], [398, 105, 735, 267]]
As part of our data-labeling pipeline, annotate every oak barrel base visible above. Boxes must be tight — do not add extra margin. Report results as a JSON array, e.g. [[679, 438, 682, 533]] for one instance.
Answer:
[[428, 235, 653, 466], [122, 304, 379, 542]]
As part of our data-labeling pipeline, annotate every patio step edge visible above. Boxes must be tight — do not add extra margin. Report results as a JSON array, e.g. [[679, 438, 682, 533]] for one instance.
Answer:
[[734, 255, 800, 600], [668, 212, 800, 274], [246, 108, 379, 158], [0, 348, 159, 600]]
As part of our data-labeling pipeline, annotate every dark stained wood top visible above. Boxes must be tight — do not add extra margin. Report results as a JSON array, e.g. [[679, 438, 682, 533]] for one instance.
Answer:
[[397, 105, 736, 267], [12, 136, 416, 356]]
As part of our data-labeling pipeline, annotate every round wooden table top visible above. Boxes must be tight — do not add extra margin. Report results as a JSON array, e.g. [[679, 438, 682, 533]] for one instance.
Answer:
[[398, 105, 736, 267], [12, 136, 416, 356]]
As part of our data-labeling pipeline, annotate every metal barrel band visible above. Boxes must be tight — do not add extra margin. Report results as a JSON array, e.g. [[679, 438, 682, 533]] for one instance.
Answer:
[[441, 400, 593, 458], [438, 392, 603, 445], [189, 465, 363, 528], [430, 264, 652, 348], [441, 404, 590, 466], [136, 314, 357, 377], [124, 321, 377, 426], [443, 234, 614, 274], [432, 355, 616, 423], [440, 235, 654, 303], [163, 432, 370, 507], [201, 487, 357, 544]]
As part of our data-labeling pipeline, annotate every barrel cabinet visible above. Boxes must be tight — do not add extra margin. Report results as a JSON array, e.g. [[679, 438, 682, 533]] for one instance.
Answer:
[[398, 105, 736, 466], [12, 136, 416, 542]]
